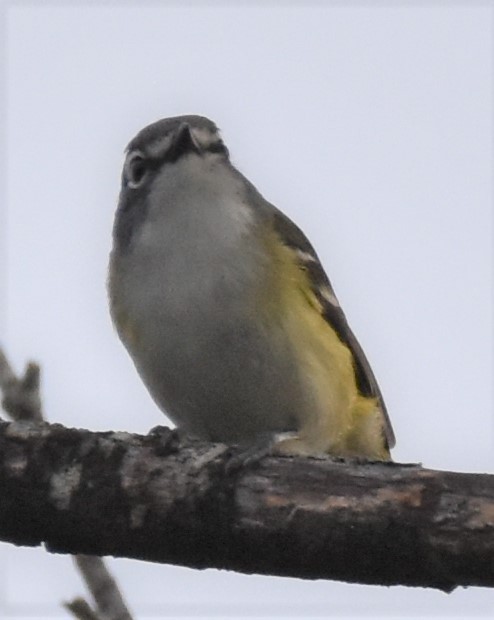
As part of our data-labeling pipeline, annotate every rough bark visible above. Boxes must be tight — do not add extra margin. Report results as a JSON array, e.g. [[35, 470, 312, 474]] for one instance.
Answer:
[[0, 419, 493, 592]]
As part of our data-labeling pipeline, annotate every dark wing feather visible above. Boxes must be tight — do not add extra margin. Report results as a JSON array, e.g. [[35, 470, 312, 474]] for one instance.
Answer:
[[271, 208, 395, 448]]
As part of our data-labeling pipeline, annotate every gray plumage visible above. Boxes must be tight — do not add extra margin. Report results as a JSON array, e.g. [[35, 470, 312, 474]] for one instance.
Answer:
[[108, 115, 395, 453]]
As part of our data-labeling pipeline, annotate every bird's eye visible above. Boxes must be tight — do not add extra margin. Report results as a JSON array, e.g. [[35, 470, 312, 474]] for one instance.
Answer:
[[125, 152, 149, 188]]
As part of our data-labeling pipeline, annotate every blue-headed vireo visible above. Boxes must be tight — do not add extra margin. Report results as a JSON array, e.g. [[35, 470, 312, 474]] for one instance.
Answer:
[[108, 115, 395, 460]]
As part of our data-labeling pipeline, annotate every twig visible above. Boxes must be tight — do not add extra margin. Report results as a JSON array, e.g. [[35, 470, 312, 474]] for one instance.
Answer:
[[72, 556, 133, 620], [63, 598, 101, 620], [0, 348, 42, 421], [0, 347, 134, 620]]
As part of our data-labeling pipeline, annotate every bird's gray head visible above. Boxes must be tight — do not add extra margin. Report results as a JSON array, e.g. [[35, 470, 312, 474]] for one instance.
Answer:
[[114, 115, 230, 251]]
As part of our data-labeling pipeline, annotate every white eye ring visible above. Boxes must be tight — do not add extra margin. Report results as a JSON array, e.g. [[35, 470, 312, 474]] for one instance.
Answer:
[[124, 151, 148, 188]]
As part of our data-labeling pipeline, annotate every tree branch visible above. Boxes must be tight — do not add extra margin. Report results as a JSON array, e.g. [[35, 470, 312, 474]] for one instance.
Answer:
[[0, 420, 493, 592]]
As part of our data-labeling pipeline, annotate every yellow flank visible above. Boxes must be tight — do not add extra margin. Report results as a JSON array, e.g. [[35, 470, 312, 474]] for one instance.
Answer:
[[260, 228, 390, 461]]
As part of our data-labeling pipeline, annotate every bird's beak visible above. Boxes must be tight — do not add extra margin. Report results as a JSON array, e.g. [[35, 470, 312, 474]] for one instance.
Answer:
[[169, 122, 201, 161]]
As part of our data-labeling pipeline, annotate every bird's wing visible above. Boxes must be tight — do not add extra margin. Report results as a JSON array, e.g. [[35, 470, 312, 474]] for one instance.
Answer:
[[271, 207, 395, 448]]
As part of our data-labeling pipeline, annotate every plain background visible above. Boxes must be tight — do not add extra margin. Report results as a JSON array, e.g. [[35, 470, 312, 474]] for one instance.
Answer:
[[0, 1, 493, 618]]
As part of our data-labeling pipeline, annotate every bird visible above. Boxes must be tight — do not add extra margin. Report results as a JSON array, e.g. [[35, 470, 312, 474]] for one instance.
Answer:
[[108, 115, 394, 460]]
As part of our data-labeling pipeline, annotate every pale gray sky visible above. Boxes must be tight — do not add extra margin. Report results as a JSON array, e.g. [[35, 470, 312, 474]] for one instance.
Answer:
[[1, 2, 493, 618]]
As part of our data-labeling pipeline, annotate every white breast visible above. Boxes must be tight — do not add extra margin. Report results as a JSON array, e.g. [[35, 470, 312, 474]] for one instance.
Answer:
[[110, 155, 304, 440]]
